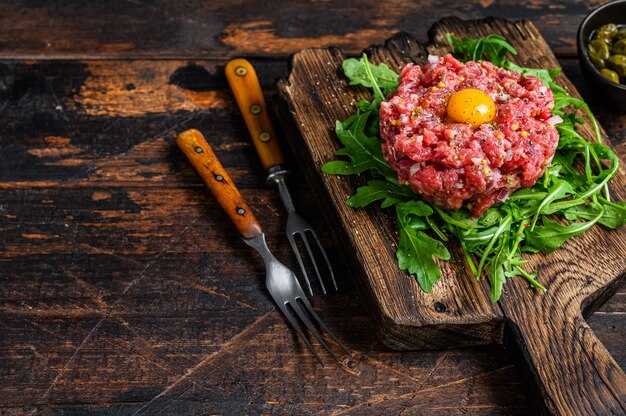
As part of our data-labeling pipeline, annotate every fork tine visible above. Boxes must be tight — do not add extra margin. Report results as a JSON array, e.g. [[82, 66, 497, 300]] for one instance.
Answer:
[[287, 234, 314, 296], [307, 228, 338, 291], [299, 231, 328, 295], [298, 296, 352, 357], [277, 301, 325, 366], [290, 299, 339, 363]]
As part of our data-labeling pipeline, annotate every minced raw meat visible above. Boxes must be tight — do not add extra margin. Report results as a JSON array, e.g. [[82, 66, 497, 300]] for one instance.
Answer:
[[380, 54, 560, 217]]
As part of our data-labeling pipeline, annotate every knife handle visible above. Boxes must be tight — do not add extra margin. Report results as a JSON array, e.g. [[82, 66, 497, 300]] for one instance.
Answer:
[[225, 58, 284, 170], [177, 129, 262, 239]]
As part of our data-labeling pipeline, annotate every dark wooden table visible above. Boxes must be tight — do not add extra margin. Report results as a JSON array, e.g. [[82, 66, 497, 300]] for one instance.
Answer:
[[0, 2, 624, 415]]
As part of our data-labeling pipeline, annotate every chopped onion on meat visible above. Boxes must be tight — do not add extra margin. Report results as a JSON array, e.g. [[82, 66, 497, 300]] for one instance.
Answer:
[[546, 115, 563, 125], [427, 55, 440, 64]]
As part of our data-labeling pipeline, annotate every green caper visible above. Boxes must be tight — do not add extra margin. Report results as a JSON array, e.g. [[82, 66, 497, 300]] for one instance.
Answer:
[[600, 68, 620, 83], [589, 55, 606, 69], [616, 27, 626, 41], [587, 39, 611, 61], [606, 54, 626, 77], [594, 23, 619, 42], [612, 39, 626, 55]]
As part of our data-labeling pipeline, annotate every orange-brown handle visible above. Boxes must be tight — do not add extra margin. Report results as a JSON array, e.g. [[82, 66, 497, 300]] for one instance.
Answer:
[[176, 129, 262, 239], [225, 58, 284, 170]]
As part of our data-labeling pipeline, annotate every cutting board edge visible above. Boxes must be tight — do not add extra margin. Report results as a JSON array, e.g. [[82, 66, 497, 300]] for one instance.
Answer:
[[581, 268, 626, 318], [375, 311, 505, 350]]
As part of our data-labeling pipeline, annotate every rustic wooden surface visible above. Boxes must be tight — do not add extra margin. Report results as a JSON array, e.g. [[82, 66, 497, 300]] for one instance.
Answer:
[[0, 1, 624, 415], [278, 18, 626, 415]]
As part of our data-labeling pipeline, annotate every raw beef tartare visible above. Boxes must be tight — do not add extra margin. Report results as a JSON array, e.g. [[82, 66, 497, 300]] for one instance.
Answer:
[[380, 54, 560, 217]]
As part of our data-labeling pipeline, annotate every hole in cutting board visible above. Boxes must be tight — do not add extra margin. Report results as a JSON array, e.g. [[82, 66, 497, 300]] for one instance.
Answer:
[[433, 301, 448, 313]]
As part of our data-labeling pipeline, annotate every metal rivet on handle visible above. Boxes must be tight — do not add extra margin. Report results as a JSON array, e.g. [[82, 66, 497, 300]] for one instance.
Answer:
[[250, 104, 262, 114], [236, 208, 245, 215], [235, 67, 247, 76], [259, 132, 271, 142], [194, 147, 203, 153]]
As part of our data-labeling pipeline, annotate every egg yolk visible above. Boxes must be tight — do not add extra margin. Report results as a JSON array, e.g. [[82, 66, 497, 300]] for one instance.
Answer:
[[446, 88, 496, 128]]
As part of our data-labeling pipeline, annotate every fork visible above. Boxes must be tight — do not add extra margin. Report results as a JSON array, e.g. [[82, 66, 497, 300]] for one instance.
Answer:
[[177, 129, 350, 365], [225, 58, 337, 296]]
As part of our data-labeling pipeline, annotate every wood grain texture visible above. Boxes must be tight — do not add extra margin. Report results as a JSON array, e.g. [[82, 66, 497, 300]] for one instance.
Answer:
[[277, 18, 626, 415], [0, 1, 611, 59], [0, 4, 624, 414]]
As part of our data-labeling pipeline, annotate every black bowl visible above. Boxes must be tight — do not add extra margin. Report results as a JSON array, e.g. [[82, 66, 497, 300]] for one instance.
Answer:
[[577, 0, 626, 110]]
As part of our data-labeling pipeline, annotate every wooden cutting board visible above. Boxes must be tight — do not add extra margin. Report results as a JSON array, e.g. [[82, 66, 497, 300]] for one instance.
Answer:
[[276, 17, 626, 416]]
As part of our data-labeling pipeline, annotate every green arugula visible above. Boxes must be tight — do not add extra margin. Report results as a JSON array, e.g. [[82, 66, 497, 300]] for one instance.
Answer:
[[322, 34, 625, 301], [342, 56, 399, 102], [321, 111, 397, 181], [396, 201, 451, 292], [346, 180, 415, 208]]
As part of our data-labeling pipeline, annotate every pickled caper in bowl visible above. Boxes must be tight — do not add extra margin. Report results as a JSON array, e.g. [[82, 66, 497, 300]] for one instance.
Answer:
[[607, 54, 626, 76], [578, 1, 626, 110], [586, 22, 626, 85], [616, 27, 626, 41], [594, 23, 619, 42], [611, 38, 626, 54], [601, 68, 620, 82], [588, 39, 610, 67]]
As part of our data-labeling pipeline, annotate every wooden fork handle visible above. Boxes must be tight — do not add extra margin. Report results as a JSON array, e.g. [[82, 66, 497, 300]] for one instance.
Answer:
[[176, 129, 262, 239], [225, 58, 284, 170]]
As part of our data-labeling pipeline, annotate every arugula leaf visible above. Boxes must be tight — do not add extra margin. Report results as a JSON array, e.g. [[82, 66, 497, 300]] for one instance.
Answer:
[[477, 208, 504, 227], [476, 214, 512, 277], [530, 179, 575, 230], [435, 206, 476, 230], [322, 113, 396, 180], [346, 180, 414, 208], [447, 33, 517, 67], [564, 201, 626, 228], [396, 199, 434, 218], [460, 224, 499, 252], [505, 62, 555, 85], [488, 236, 509, 301], [342, 55, 399, 100], [599, 201, 626, 228], [551, 83, 586, 111], [526, 211, 603, 253], [396, 201, 450, 292]]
